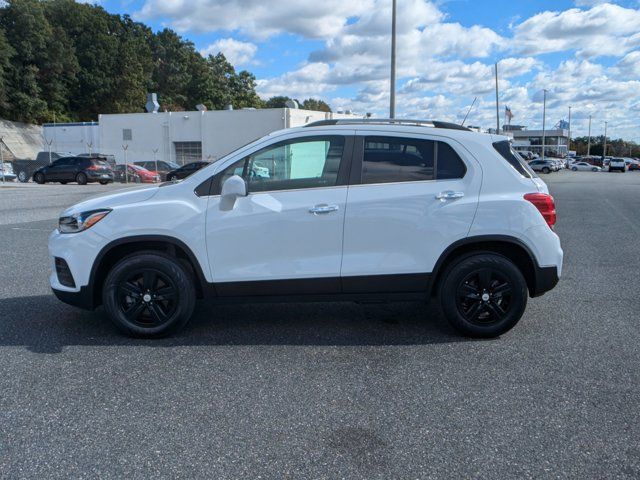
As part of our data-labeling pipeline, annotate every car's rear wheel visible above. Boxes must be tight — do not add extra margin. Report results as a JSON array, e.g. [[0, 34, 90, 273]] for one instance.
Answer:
[[571, 167, 578, 171], [103, 252, 196, 338], [18, 170, 29, 183], [592, 167, 598, 172], [99, 180, 109, 185], [439, 253, 528, 338], [34, 172, 45, 184], [542, 167, 550, 174], [76, 172, 88, 185]]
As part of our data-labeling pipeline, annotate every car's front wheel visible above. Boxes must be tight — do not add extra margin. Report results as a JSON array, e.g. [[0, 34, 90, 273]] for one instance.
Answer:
[[18, 170, 29, 183], [439, 253, 528, 338], [34, 172, 45, 184], [103, 252, 196, 338], [571, 167, 578, 171], [542, 167, 550, 174]]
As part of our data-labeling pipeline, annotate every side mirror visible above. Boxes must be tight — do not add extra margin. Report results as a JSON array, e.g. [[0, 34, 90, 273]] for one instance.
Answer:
[[220, 175, 247, 210]]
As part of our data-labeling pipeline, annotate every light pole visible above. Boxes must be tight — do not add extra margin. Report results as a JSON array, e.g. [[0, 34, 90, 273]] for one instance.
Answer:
[[587, 115, 592, 156], [542, 89, 548, 159], [122, 144, 129, 184], [603, 121, 608, 158], [389, 0, 397, 118], [568, 106, 571, 154], [152, 148, 159, 182], [0, 137, 5, 184]]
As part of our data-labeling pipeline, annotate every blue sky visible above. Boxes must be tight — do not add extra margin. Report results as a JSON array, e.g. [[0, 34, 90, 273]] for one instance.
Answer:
[[91, 0, 640, 139]]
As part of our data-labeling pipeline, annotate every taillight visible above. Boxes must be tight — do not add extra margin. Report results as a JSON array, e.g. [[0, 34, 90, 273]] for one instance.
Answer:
[[87, 165, 99, 171], [524, 193, 556, 228]]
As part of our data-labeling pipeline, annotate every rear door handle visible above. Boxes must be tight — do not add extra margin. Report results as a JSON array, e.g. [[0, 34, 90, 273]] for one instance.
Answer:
[[309, 204, 339, 215], [435, 191, 464, 201]]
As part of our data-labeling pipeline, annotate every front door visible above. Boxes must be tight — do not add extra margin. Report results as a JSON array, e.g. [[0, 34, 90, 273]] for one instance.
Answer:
[[340, 132, 481, 292], [205, 133, 353, 295]]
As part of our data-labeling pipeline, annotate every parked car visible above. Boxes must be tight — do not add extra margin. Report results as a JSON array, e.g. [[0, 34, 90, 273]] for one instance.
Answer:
[[134, 161, 181, 181], [77, 153, 117, 170], [166, 161, 210, 181], [570, 161, 601, 172], [113, 164, 161, 183], [608, 158, 627, 172], [33, 157, 114, 185], [49, 119, 562, 339], [623, 158, 639, 171], [0, 161, 17, 181], [528, 159, 557, 174]]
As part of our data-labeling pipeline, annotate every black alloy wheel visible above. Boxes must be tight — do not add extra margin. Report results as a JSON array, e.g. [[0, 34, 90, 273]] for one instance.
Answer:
[[455, 268, 513, 326], [440, 253, 528, 338], [103, 252, 196, 337], [76, 172, 88, 185], [117, 269, 178, 328], [34, 172, 45, 184]]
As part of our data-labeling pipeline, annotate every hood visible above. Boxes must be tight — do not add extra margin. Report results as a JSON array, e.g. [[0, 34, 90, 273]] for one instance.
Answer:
[[60, 186, 159, 217]]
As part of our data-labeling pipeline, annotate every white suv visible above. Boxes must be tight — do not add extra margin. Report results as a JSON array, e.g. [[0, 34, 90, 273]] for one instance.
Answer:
[[49, 119, 563, 338]]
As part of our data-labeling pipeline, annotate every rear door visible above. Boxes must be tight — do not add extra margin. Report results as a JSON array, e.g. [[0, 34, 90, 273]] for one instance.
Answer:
[[340, 132, 481, 292]]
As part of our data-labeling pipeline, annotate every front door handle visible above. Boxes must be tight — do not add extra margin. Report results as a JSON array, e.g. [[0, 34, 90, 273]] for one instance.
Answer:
[[309, 204, 339, 215], [435, 191, 464, 201]]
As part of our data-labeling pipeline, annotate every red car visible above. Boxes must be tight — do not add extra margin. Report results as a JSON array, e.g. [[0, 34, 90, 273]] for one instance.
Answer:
[[114, 164, 161, 183]]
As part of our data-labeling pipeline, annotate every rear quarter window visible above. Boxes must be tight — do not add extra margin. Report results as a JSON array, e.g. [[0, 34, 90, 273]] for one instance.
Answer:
[[493, 141, 537, 178]]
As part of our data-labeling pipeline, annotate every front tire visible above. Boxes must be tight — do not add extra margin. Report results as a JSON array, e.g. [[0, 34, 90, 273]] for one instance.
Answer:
[[99, 180, 109, 185], [542, 167, 550, 174], [18, 170, 29, 183], [439, 253, 528, 338], [103, 252, 196, 338], [571, 167, 578, 171], [34, 172, 45, 184]]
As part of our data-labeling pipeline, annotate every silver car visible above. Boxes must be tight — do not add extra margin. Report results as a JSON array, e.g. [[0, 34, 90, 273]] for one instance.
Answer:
[[570, 161, 601, 172]]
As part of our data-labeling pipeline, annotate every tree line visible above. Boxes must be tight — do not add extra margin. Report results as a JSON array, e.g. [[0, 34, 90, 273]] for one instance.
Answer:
[[571, 136, 639, 157], [0, 0, 330, 125]]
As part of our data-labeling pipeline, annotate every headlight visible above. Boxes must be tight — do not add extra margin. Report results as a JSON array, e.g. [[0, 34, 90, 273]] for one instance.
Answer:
[[59, 209, 111, 234]]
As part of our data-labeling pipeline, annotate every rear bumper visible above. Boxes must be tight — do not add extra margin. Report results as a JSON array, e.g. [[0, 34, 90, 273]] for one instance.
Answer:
[[531, 265, 559, 297], [52, 286, 95, 310]]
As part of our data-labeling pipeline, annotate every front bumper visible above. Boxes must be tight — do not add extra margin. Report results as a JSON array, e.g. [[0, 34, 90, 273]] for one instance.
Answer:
[[52, 286, 95, 310]]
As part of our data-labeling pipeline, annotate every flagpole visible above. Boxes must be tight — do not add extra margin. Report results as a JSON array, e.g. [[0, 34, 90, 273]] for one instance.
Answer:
[[494, 62, 500, 134]]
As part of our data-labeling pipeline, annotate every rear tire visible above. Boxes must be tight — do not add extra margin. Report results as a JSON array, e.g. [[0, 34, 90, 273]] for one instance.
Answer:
[[542, 167, 550, 174], [34, 172, 45, 184], [439, 253, 528, 338], [76, 172, 87, 185], [99, 180, 109, 185], [571, 167, 577, 171], [18, 170, 29, 183], [102, 252, 196, 338]]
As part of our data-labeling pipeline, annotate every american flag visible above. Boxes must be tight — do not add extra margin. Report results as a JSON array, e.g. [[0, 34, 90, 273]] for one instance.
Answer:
[[505, 106, 514, 120]]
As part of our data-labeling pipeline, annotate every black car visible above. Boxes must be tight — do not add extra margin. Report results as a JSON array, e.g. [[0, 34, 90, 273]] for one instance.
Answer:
[[166, 161, 210, 181], [33, 157, 114, 185]]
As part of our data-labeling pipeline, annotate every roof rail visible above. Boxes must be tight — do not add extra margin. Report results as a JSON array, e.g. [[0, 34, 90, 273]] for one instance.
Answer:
[[303, 118, 472, 131]]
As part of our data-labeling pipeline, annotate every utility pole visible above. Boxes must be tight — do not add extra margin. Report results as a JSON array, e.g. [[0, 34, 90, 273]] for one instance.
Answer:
[[603, 121, 608, 158], [542, 89, 548, 159], [587, 115, 592, 156], [46, 138, 53, 164], [389, 0, 397, 118], [494, 62, 500, 134], [568, 106, 572, 153]]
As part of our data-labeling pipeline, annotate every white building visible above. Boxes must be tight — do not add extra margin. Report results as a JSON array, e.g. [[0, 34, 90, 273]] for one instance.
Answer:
[[44, 108, 358, 165]]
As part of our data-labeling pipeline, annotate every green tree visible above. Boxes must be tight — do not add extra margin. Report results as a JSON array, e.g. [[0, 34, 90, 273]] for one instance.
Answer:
[[265, 96, 293, 108], [301, 98, 331, 112], [0, 26, 14, 112]]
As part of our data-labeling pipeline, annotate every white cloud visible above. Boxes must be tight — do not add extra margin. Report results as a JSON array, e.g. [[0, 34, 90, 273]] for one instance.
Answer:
[[513, 3, 640, 57], [200, 38, 257, 66], [136, 0, 375, 40]]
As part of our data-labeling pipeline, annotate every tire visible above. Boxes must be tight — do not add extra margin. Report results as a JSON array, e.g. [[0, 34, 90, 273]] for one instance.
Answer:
[[76, 172, 87, 185], [439, 253, 528, 338], [34, 172, 45, 184], [99, 180, 109, 185], [571, 167, 578, 171], [166, 174, 174, 182], [102, 252, 196, 338], [542, 167, 550, 174], [592, 168, 598, 172], [18, 170, 29, 183]]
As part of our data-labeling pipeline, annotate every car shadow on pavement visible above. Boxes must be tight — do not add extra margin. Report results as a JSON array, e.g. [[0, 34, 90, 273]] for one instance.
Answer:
[[0, 294, 478, 353]]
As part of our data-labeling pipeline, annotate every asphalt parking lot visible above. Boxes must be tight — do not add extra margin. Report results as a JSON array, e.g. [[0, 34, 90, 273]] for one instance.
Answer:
[[1, 172, 639, 478]]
